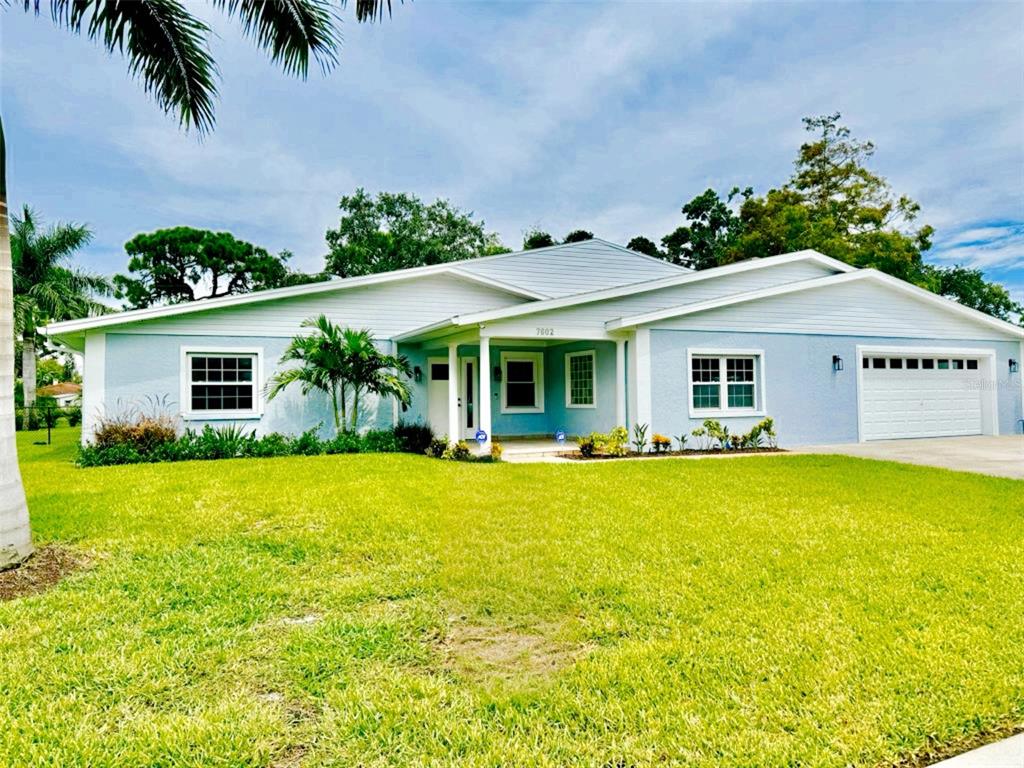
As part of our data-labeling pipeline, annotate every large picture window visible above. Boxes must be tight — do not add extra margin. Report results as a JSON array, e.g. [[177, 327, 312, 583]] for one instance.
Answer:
[[183, 350, 260, 417], [688, 351, 762, 416], [565, 350, 596, 408], [501, 352, 544, 413]]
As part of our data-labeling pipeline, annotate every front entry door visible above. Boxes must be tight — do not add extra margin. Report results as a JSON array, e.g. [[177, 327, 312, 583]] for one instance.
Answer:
[[427, 356, 479, 440]]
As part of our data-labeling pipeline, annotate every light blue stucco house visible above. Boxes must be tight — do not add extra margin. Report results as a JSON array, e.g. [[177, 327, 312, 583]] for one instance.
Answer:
[[44, 239, 1024, 449]]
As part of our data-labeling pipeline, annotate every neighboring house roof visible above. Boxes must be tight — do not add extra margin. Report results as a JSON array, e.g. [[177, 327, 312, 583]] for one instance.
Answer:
[[37, 382, 82, 397], [607, 268, 1024, 338], [394, 249, 854, 341], [41, 239, 684, 341]]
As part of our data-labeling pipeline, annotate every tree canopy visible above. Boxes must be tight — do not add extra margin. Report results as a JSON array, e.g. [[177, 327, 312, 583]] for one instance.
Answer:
[[522, 228, 557, 250], [114, 227, 321, 309], [563, 229, 595, 243], [629, 113, 1020, 322], [324, 189, 501, 277]]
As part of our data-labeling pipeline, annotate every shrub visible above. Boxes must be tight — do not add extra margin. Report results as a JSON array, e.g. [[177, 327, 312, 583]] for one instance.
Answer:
[[363, 429, 402, 453], [702, 419, 727, 450], [490, 441, 503, 461], [651, 433, 671, 453], [291, 428, 325, 457], [325, 431, 363, 454], [441, 440, 472, 461], [77, 443, 142, 467], [631, 423, 649, 454], [425, 437, 448, 459], [577, 434, 599, 458], [15, 409, 40, 431], [94, 414, 178, 452], [674, 433, 688, 451], [394, 420, 434, 454], [605, 426, 629, 457], [250, 432, 292, 458], [65, 406, 83, 427]]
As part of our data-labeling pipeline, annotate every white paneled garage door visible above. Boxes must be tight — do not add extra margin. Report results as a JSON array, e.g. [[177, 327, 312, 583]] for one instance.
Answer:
[[860, 353, 984, 440]]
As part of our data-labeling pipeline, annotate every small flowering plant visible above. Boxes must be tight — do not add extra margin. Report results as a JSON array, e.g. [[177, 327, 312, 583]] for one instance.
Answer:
[[651, 433, 672, 453]]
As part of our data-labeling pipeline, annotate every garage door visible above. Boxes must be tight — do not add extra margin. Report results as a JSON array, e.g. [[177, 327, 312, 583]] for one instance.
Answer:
[[861, 354, 984, 440]]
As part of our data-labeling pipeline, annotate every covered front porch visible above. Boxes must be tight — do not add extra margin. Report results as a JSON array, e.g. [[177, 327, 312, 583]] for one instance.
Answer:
[[395, 326, 639, 449]]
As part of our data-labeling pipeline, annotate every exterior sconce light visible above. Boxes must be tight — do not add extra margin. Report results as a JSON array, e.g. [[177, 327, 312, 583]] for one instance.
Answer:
[[832, 355, 844, 372], [1010, 359, 1019, 374], [493, 366, 503, 382], [413, 366, 422, 382]]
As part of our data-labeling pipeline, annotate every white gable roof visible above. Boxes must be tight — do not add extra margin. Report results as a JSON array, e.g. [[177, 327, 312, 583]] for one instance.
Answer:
[[455, 238, 687, 297], [42, 239, 683, 340], [608, 269, 1024, 340]]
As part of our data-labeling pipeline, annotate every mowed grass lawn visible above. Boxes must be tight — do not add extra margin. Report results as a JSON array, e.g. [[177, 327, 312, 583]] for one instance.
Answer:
[[2, 429, 1023, 767]]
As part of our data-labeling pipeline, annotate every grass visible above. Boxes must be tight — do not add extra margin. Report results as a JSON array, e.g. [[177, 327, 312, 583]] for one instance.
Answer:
[[2, 427, 1023, 767]]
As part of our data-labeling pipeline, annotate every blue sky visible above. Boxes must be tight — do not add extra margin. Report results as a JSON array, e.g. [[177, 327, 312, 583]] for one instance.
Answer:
[[2, 1, 1022, 300]]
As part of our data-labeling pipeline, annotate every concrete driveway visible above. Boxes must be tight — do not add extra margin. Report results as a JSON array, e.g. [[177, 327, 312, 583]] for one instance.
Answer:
[[797, 435, 1024, 479]]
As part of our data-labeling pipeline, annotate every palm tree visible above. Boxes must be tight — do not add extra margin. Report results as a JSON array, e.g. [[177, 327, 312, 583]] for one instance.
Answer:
[[339, 326, 411, 432], [267, 315, 350, 435], [11, 207, 110, 429], [268, 316, 411, 434], [0, 0, 394, 569]]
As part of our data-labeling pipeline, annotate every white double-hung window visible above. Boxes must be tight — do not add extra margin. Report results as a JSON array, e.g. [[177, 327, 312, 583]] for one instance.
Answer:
[[181, 347, 262, 418], [501, 351, 544, 413], [688, 350, 764, 416]]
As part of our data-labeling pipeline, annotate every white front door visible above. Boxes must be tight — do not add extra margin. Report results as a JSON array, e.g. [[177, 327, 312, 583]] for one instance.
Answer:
[[427, 356, 479, 440], [860, 353, 985, 440]]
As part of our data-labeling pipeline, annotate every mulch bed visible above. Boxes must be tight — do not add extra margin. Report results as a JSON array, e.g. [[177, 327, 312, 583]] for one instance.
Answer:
[[0, 545, 86, 601], [561, 448, 786, 460]]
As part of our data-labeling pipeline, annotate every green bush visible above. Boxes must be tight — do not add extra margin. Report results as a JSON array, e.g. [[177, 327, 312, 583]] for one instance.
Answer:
[[394, 421, 434, 454], [76, 421, 441, 468], [425, 437, 448, 459], [65, 406, 83, 427], [15, 409, 40, 431], [441, 440, 472, 461]]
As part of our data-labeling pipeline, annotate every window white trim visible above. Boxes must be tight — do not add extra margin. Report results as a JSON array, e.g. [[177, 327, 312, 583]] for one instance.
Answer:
[[686, 348, 766, 418], [565, 349, 597, 409], [500, 351, 544, 414], [180, 346, 264, 421]]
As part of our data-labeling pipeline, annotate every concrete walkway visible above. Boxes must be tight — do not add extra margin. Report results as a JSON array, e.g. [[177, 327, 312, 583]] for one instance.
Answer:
[[929, 732, 1023, 767], [797, 436, 1024, 479]]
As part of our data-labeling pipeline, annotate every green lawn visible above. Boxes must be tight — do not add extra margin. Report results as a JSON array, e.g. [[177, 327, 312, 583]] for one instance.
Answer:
[[3, 428, 1023, 767]]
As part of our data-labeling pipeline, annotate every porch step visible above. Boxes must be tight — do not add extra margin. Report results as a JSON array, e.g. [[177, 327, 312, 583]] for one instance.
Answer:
[[493, 439, 577, 463]]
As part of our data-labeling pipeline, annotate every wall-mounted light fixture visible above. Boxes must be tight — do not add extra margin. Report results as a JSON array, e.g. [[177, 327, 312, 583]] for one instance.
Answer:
[[1010, 359, 1019, 374], [413, 366, 422, 382], [493, 366, 503, 382], [832, 354, 844, 372]]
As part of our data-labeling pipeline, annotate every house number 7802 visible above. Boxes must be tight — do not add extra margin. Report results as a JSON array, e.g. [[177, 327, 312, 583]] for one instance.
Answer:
[[536, 327, 555, 336]]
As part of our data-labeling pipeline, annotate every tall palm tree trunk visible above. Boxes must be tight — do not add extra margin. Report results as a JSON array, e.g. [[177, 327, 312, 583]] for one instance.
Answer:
[[21, 332, 35, 430], [0, 116, 33, 569]]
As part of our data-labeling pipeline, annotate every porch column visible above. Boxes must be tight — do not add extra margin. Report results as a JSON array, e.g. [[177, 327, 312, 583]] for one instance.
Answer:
[[615, 338, 626, 427], [634, 328, 652, 430], [447, 341, 459, 444], [479, 331, 492, 450]]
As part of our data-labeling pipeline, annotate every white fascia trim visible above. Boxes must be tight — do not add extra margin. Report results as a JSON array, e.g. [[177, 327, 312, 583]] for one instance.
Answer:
[[608, 269, 1024, 338], [42, 264, 547, 337], [447, 250, 858, 328]]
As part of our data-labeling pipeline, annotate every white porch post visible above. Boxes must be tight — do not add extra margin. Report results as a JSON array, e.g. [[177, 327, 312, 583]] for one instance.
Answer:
[[479, 331, 492, 450], [634, 328, 652, 430], [615, 337, 626, 427], [447, 341, 459, 444]]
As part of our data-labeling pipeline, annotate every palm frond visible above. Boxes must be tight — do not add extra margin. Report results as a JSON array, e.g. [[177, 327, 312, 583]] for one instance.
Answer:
[[212, 0, 340, 76], [347, 0, 394, 23], [49, 0, 218, 133]]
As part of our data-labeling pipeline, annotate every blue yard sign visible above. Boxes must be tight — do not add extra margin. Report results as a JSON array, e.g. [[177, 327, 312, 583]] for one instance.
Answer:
[[554, 429, 566, 444], [475, 429, 488, 445]]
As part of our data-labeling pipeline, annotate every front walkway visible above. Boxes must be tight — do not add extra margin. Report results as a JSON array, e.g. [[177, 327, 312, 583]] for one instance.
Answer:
[[929, 732, 1023, 767], [796, 436, 1024, 480]]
